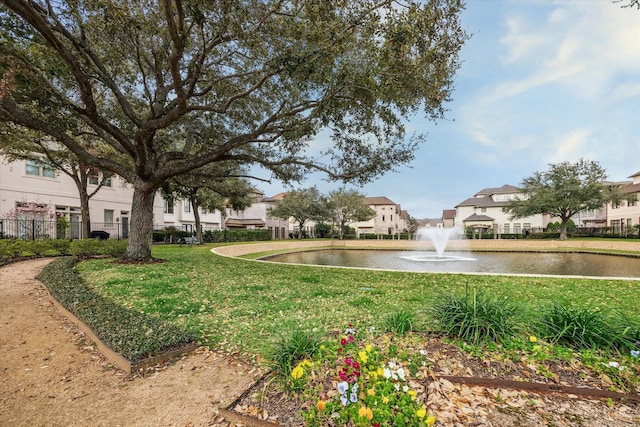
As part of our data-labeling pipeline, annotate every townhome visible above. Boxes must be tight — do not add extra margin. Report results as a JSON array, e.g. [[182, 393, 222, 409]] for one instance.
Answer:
[[455, 184, 552, 236], [0, 156, 161, 239], [607, 172, 640, 235], [351, 196, 408, 237], [224, 189, 290, 239]]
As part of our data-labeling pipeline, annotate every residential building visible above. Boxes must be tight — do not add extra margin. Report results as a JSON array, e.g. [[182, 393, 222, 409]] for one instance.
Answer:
[[0, 156, 161, 239], [607, 172, 640, 235], [442, 209, 456, 228], [224, 189, 290, 239], [162, 198, 223, 233], [351, 196, 408, 237], [455, 184, 553, 236]]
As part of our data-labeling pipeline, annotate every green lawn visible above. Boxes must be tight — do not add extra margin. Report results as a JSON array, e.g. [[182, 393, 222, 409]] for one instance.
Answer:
[[75, 243, 639, 362]]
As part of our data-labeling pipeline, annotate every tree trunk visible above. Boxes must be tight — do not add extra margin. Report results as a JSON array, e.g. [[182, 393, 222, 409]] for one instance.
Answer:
[[559, 220, 568, 240], [124, 187, 156, 261], [192, 197, 202, 243], [79, 192, 92, 238]]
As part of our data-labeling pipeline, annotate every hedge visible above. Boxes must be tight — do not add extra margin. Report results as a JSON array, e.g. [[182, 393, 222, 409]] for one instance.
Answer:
[[37, 257, 197, 362]]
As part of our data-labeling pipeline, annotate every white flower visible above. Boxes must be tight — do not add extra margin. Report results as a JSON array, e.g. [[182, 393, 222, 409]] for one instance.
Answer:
[[394, 383, 400, 391], [402, 385, 409, 392], [397, 368, 406, 381], [383, 368, 392, 379], [337, 381, 349, 395], [606, 361, 620, 369]]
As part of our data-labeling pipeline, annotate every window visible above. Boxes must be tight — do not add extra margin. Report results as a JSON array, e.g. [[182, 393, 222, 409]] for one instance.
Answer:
[[514, 223, 521, 234], [390, 215, 393, 221], [481, 207, 486, 213], [503, 224, 510, 234], [164, 199, 174, 214], [25, 159, 55, 178], [104, 209, 114, 227], [382, 215, 385, 221], [183, 200, 191, 213], [88, 174, 112, 187]]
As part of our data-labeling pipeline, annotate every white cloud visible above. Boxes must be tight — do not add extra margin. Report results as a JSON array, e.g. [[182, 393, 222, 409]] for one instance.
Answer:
[[546, 129, 592, 164]]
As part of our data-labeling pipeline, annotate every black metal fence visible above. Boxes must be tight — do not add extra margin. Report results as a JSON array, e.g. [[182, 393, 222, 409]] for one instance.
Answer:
[[0, 219, 129, 240]]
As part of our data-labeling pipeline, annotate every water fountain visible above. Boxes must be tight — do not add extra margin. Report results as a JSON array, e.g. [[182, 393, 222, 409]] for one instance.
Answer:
[[402, 227, 476, 262]]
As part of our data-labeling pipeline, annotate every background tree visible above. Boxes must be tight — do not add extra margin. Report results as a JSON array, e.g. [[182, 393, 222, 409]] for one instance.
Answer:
[[163, 162, 253, 243], [0, 0, 468, 261], [268, 187, 326, 239], [0, 124, 111, 238], [327, 188, 375, 240], [504, 159, 629, 240]]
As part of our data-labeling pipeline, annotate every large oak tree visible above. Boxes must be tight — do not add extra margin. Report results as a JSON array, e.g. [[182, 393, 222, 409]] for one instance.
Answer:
[[504, 159, 628, 240], [0, 0, 468, 261]]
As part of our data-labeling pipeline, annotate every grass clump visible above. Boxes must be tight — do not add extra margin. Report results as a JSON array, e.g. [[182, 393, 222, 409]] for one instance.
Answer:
[[537, 303, 620, 350], [268, 327, 324, 378], [432, 285, 520, 345], [383, 309, 415, 335], [37, 257, 196, 362]]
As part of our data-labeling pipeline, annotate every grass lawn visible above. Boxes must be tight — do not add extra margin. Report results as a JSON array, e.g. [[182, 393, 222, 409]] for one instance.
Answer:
[[75, 243, 639, 362]]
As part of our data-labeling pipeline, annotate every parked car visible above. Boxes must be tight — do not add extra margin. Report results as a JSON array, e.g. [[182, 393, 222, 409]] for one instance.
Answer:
[[89, 230, 110, 240]]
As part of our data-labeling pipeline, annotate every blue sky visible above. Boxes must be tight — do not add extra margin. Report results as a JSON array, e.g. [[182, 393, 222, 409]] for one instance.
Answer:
[[258, 0, 640, 219]]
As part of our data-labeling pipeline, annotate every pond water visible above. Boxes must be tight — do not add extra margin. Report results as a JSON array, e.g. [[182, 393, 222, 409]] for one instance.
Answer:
[[262, 249, 640, 279]]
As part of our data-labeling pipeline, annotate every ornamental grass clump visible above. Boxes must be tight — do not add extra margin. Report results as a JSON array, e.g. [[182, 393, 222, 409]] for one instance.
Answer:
[[537, 303, 619, 350], [384, 309, 415, 335], [431, 285, 520, 345], [302, 324, 435, 427], [268, 327, 324, 384]]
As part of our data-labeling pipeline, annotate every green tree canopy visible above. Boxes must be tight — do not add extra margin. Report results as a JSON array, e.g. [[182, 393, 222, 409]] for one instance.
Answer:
[[327, 188, 375, 239], [163, 162, 253, 242], [0, 0, 468, 261], [504, 159, 627, 240], [268, 187, 326, 239]]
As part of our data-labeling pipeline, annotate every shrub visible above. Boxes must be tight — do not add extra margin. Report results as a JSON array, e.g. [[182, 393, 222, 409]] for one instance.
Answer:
[[537, 303, 617, 350], [268, 327, 324, 378], [432, 286, 520, 345], [36, 257, 196, 362], [0, 239, 29, 259], [50, 239, 71, 255], [102, 239, 127, 257], [69, 238, 103, 258], [384, 309, 415, 335]]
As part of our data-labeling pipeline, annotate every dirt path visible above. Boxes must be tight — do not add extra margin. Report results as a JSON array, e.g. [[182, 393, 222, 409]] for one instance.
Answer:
[[0, 258, 257, 427]]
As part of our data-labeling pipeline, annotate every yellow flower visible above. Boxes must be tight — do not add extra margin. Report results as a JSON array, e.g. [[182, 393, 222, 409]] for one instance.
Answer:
[[529, 336, 537, 343], [300, 359, 312, 368], [291, 365, 304, 380], [316, 400, 326, 411], [407, 389, 417, 400], [426, 415, 437, 426], [358, 405, 373, 420], [377, 367, 385, 377], [416, 406, 426, 418], [367, 388, 375, 396], [365, 344, 373, 353], [358, 350, 368, 364], [382, 396, 390, 404]]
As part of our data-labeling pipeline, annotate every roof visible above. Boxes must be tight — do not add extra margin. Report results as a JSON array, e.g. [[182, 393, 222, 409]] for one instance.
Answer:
[[629, 171, 640, 178], [364, 196, 396, 206], [474, 184, 520, 197], [455, 184, 521, 208], [621, 183, 640, 194], [225, 218, 265, 227], [442, 209, 456, 220], [462, 214, 495, 222]]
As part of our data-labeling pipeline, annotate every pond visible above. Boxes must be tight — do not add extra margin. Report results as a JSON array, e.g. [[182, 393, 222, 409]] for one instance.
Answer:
[[261, 249, 640, 279]]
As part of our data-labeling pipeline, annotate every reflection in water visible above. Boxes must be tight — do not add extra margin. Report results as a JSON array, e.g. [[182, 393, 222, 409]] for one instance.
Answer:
[[263, 249, 640, 278]]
